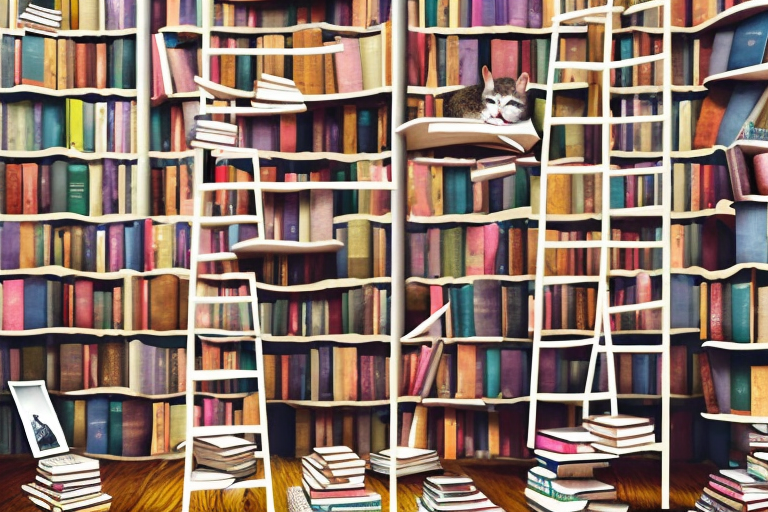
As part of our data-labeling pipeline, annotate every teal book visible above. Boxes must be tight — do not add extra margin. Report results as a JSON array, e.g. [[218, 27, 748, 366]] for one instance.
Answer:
[[123, 39, 136, 89], [58, 400, 75, 447], [51, 160, 68, 212], [731, 354, 751, 414], [425, 0, 437, 27], [452, 284, 475, 337], [42, 102, 64, 149], [108, 401, 122, 456], [111, 38, 124, 88], [82, 102, 95, 152], [235, 52, 254, 92], [728, 11, 768, 71], [731, 282, 751, 343], [485, 348, 501, 399], [150, 108, 163, 152], [349, 163, 358, 213], [515, 166, 530, 208], [444, 166, 471, 214], [66, 164, 90, 216], [610, 177, 626, 209], [20, 35, 45, 87]]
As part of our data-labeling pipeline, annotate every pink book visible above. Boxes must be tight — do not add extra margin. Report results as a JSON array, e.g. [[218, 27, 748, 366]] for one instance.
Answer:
[[409, 345, 433, 396], [490, 40, 520, 80], [74, 279, 94, 329], [2, 279, 24, 330], [544, 288, 552, 330], [193, 405, 202, 427], [178, 348, 187, 393], [409, 163, 432, 217], [333, 37, 363, 93], [534, 434, 595, 454], [464, 226, 485, 276], [483, 224, 499, 275], [10, 348, 20, 380]]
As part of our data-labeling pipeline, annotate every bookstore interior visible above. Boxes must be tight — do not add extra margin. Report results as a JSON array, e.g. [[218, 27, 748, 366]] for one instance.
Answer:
[[9, 0, 768, 511]]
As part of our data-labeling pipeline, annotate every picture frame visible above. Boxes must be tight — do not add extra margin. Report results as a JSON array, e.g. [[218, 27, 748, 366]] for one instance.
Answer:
[[8, 380, 69, 458]]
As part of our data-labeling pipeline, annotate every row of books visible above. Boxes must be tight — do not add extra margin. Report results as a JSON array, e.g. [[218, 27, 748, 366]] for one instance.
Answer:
[[0, 99, 137, 153], [0, 160, 140, 217], [407, 160, 531, 217], [262, 348, 389, 402], [407, 33, 549, 88], [149, 102, 197, 153], [408, 0, 547, 29], [258, 284, 391, 337], [292, 407, 389, 459], [701, 350, 768, 417], [0, 220, 191, 272], [4, 0, 136, 30], [401, 342, 531, 400], [3, 35, 136, 90], [224, 106, 390, 155]]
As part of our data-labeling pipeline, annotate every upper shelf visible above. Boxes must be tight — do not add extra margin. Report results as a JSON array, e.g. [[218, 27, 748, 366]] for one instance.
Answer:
[[231, 238, 344, 256], [396, 117, 540, 152], [160, 22, 386, 36], [0, 27, 138, 38], [407, 25, 586, 36], [703, 62, 768, 85], [672, 0, 768, 34]]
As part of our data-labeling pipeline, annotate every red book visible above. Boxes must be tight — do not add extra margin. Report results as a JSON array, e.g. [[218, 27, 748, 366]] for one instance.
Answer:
[[490, 39, 519, 79], [280, 354, 290, 400], [521, 40, 532, 81], [534, 434, 595, 454], [13, 39, 20, 85], [408, 162, 432, 217], [483, 224, 499, 275], [82, 344, 90, 389], [699, 351, 720, 414], [2, 279, 24, 330], [287, 295, 299, 335], [670, 345, 688, 396], [359, 355, 375, 401], [96, 43, 107, 88], [710, 282, 724, 341], [456, 410, 465, 456], [5, 163, 22, 215], [21, 163, 38, 214], [209, 36, 221, 85], [636, 272, 653, 329], [74, 280, 94, 329], [464, 226, 485, 276], [75, 43, 88, 88], [279, 114, 297, 152], [328, 293, 342, 334]]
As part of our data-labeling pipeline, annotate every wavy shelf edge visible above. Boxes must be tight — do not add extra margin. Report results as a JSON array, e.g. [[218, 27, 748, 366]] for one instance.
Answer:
[[60, 387, 186, 399], [405, 275, 535, 286], [70, 449, 185, 461], [408, 206, 533, 224], [0, 86, 137, 97], [701, 412, 768, 423], [0, 328, 187, 337], [202, 21, 386, 35], [0, 266, 190, 279], [0, 213, 193, 223], [0, 148, 137, 160], [255, 276, 391, 293], [702, 340, 768, 350], [261, 334, 390, 343], [267, 399, 389, 407]]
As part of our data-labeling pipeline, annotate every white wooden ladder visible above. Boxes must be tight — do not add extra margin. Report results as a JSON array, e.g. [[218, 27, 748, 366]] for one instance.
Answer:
[[527, 0, 672, 508]]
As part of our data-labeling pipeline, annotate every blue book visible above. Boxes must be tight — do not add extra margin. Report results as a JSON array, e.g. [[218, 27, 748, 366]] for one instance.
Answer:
[[124, 221, 143, 271], [23, 277, 47, 329], [42, 102, 64, 149], [735, 202, 768, 263], [86, 397, 110, 455], [335, 226, 348, 278], [732, 282, 752, 343], [670, 275, 695, 328], [716, 82, 765, 147], [632, 354, 651, 395], [1, 222, 20, 270], [728, 11, 768, 71], [485, 348, 501, 398]]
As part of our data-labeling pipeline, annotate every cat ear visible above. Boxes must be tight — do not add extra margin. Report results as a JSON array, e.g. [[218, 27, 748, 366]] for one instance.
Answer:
[[516, 72, 530, 95], [482, 65, 494, 92]]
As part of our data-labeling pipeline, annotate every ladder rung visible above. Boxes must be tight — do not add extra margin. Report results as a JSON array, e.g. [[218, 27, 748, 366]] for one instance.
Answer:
[[191, 425, 264, 437], [205, 44, 344, 56], [197, 252, 238, 262], [610, 53, 664, 69], [607, 240, 663, 249], [538, 337, 597, 348], [190, 370, 261, 381], [193, 328, 258, 336], [606, 300, 664, 315], [198, 272, 255, 280], [608, 167, 664, 177], [542, 275, 601, 286], [535, 392, 613, 402], [598, 345, 664, 354], [198, 215, 261, 227], [553, 61, 604, 71], [191, 295, 255, 304], [553, 5, 624, 23], [609, 115, 664, 125], [543, 240, 603, 249], [557, 25, 590, 34], [546, 164, 607, 174], [549, 116, 604, 126], [624, 0, 663, 15], [608, 206, 664, 217], [199, 182, 258, 192]]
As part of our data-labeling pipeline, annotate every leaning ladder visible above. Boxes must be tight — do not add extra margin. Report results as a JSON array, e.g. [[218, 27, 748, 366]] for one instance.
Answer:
[[527, 0, 672, 508]]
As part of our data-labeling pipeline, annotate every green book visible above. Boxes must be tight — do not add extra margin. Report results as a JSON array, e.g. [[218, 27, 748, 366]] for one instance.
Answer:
[[440, 226, 465, 278], [111, 38, 124, 88], [66, 98, 85, 152], [731, 354, 751, 414], [732, 282, 751, 343], [21, 35, 46, 86], [82, 102, 95, 152], [485, 348, 501, 399], [33, 223, 44, 266], [449, 285, 475, 338], [93, 291, 104, 330], [59, 399, 76, 447], [236, 51, 254, 92], [66, 163, 90, 215], [108, 401, 123, 456], [535, 39, 550, 85], [103, 291, 113, 329], [122, 39, 136, 89], [610, 177, 626, 209]]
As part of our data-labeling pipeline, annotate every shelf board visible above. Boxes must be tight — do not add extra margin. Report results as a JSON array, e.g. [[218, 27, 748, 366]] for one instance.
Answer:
[[332, 212, 392, 224], [408, 25, 557, 36], [0, 213, 192, 223], [396, 117, 540, 152], [62, 387, 185, 399], [304, 86, 393, 102], [704, 62, 768, 84], [405, 274, 535, 286], [673, 0, 768, 34], [267, 399, 389, 407], [70, 449, 185, 461], [254, 276, 391, 293], [701, 412, 768, 423], [231, 238, 344, 255], [0, 148, 137, 160], [401, 335, 532, 345], [0, 327, 187, 337], [0, 266, 189, 279], [205, 22, 385, 36], [148, 150, 196, 159], [28, 28, 139, 38], [256, 150, 392, 163], [610, 85, 707, 95], [702, 340, 768, 350], [408, 206, 533, 225], [0, 86, 137, 97], [259, 181, 395, 192], [670, 199, 735, 219], [261, 334, 390, 343]]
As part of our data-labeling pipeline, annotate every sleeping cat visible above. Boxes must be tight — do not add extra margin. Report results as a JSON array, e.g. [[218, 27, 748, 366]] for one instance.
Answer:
[[443, 66, 531, 125]]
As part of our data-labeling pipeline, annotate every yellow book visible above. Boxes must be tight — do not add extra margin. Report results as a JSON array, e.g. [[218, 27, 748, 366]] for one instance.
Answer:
[[43, 38, 57, 89], [359, 33, 383, 90], [88, 161, 102, 216], [73, 399, 87, 448], [66, 98, 84, 151]]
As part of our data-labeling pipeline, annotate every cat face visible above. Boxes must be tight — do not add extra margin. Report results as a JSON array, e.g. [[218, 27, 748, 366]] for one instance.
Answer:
[[481, 67, 529, 124]]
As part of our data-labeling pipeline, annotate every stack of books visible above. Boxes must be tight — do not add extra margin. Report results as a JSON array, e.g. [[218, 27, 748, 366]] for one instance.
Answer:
[[583, 415, 657, 453], [17, 3, 62, 32], [691, 424, 768, 512], [194, 74, 307, 112], [526, 427, 624, 512], [188, 115, 239, 150], [417, 474, 503, 512], [369, 447, 442, 477], [302, 446, 381, 512], [22, 453, 112, 512], [193, 435, 259, 479]]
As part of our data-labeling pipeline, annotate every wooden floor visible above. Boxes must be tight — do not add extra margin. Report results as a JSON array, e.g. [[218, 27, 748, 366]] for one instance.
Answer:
[[0, 455, 713, 512]]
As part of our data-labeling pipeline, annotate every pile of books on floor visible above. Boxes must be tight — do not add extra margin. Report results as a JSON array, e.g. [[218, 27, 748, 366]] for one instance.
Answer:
[[22, 453, 112, 512], [527, 426, 625, 512], [188, 115, 239, 150], [194, 74, 306, 113], [192, 435, 259, 480], [691, 424, 768, 512], [301, 446, 381, 512], [416, 474, 504, 512], [369, 447, 442, 477], [17, 3, 62, 32]]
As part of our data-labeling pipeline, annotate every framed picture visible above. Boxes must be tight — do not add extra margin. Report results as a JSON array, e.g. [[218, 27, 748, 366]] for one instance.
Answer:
[[8, 380, 69, 458]]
